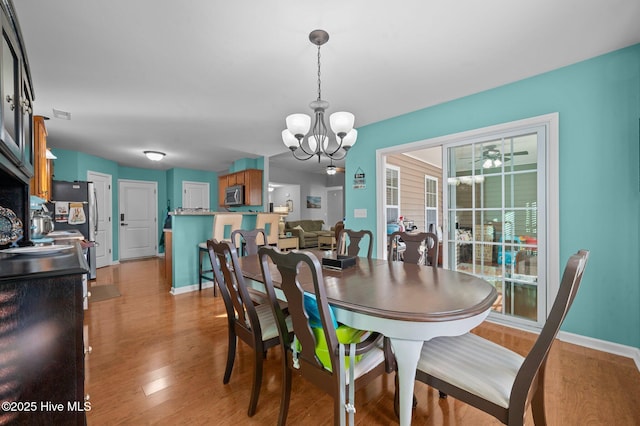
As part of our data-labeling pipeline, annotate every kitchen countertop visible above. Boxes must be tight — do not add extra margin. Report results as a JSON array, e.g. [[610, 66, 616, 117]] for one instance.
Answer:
[[169, 210, 259, 216], [47, 230, 85, 240]]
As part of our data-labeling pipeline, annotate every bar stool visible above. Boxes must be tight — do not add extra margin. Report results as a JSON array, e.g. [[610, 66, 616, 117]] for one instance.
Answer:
[[198, 213, 243, 294], [255, 213, 281, 246]]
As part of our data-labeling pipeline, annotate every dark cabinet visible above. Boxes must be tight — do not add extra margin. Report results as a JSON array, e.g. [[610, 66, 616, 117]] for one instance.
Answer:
[[0, 243, 89, 425], [0, 0, 36, 246], [0, 10, 21, 164]]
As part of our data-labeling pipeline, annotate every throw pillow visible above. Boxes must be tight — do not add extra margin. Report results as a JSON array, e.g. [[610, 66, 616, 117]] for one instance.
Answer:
[[293, 225, 305, 232]]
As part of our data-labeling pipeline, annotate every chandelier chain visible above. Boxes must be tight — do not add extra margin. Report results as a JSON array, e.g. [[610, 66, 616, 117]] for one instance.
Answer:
[[317, 44, 322, 101]]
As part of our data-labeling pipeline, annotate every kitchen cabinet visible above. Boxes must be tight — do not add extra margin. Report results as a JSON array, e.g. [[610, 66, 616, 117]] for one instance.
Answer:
[[0, 10, 20, 164], [0, 0, 37, 246], [218, 169, 263, 207], [243, 169, 262, 206], [30, 116, 51, 199], [217, 175, 227, 207]]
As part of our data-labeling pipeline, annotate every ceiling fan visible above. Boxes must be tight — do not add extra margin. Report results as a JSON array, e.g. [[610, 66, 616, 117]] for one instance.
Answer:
[[479, 145, 528, 168], [326, 160, 345, 175]]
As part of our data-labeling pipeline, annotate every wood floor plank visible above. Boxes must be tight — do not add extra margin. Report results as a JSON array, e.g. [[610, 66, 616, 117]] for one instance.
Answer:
[[85, 258, 640, 425]]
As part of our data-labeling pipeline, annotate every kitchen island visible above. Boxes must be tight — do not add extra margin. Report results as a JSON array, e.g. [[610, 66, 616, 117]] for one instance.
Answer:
[[167, 210, 259, 293]]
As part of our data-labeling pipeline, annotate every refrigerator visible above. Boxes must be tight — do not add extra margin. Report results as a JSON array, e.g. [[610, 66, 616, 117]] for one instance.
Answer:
[[49, 180, 98, 279]]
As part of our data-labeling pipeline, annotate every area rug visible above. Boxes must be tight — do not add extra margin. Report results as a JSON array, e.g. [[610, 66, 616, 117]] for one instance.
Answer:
[[90, 284, 121, 302]]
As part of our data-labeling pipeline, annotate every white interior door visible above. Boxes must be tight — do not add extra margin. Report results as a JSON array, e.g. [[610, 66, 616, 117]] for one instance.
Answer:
[[87, 171, 112, 268], [119, 180, 157, 260], [182, 181, 209, 209], [326, 187, 343, 228]]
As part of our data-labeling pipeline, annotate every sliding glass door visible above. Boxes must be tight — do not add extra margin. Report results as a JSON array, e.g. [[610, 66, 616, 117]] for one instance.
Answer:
[[445, 126, 545, 325]]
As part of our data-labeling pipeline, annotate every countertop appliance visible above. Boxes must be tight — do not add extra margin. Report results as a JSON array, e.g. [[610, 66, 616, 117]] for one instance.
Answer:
[[30, 195, 55, 239], [48, 180, 98, 279]]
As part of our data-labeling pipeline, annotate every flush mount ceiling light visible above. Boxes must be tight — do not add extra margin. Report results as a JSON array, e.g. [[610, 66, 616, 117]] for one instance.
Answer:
[[144, 150, 165, 161], [281, 29, 357, 162]]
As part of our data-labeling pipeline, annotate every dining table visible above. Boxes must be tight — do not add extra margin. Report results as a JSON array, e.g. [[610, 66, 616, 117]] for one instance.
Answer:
[[238, 249, 497, 426]]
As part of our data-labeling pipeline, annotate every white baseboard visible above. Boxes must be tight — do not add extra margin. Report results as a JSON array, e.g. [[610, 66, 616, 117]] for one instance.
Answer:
[[170, 282, 214, 295], [558, 331, 640, 371]]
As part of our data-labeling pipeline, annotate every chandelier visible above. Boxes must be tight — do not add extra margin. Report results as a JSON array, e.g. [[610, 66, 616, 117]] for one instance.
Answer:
[[281, 29, 357, 163]]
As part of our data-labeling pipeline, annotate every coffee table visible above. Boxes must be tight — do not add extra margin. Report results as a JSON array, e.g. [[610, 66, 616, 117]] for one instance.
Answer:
[[318, 234, 336, 250]]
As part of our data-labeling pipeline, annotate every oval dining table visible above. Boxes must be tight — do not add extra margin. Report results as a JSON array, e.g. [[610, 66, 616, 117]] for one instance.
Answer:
[[238, 250, 497, 426]]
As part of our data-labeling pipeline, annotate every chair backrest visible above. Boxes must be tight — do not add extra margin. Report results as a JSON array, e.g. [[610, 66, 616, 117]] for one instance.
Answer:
[[212, 213, 243, 241], [511, 249, 589, 404], [256, 213, 281, 245], [333, 221, 344, 241], [231, 228, 267, 256], [337, 229, 373, 258], [258, 247, 340, 387], [207, 239, 262, 339], [388, 231, 439, 265]]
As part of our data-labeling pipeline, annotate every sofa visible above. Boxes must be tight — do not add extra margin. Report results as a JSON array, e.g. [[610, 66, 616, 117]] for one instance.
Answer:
[[284, 220, 332, 248]]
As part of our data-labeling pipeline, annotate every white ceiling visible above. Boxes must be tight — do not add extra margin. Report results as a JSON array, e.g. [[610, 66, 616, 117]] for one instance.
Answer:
[[14, 0, 640, 174]]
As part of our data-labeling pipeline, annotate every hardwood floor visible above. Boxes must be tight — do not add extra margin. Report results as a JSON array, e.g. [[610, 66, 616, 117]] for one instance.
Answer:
[[85, 258, 640, 425]]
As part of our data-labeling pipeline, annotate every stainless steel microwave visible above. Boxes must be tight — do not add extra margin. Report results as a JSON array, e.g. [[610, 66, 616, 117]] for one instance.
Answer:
[[225, 185, 244, 206]]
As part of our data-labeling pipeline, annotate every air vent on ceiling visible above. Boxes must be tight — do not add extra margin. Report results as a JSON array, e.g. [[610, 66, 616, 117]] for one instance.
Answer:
[[52, 108, 71, 120]]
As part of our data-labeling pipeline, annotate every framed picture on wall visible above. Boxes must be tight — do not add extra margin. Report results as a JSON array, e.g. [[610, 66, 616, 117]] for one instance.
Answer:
[[306, 196, 321, 209], [286, 199, 293, 212]]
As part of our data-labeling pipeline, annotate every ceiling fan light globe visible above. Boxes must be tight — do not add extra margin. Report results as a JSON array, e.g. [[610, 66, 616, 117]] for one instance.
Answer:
[[482, 159, 493, 169], [286, 113, 311, 138], [329, 111, 354, 136], [494, 159, 502, 167]]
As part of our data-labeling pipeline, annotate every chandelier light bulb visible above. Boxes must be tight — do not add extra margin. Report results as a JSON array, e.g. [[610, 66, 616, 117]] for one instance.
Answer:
[[341, 129, 358, 148], [282, 130, 298, 149], [329, 111, 355, 136], [286, 114, 311, 138], [326, 165, 337, 175]]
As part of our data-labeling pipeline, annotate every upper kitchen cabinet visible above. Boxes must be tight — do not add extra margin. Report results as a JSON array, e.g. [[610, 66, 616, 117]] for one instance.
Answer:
[[29, 116, 50, 199], [218, 169, 263, 207], [0, 0, 35, 182]]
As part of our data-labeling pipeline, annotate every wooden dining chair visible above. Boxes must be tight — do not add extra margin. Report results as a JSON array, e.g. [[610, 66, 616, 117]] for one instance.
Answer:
[[231, 228, 288, 309], [337, 229, 373, 258], [231, 228, 267, 256], [257, 247, 393, 426], [414, 249, 589, 425], [206, 239, 292, 417], [388, 231, 439, 266]]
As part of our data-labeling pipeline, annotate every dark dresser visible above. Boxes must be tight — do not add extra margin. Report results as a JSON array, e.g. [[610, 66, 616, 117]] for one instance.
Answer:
[[0, 242, 89, 425]]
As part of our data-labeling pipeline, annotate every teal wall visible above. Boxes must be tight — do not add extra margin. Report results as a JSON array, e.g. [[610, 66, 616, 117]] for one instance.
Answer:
[[344, 44, 640, 348]]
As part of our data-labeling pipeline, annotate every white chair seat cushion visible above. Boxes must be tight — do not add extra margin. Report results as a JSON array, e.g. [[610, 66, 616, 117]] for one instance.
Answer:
[[347, 346, 385, 385], [418, 332, 524, 409], [254, 303, 292, 341]]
